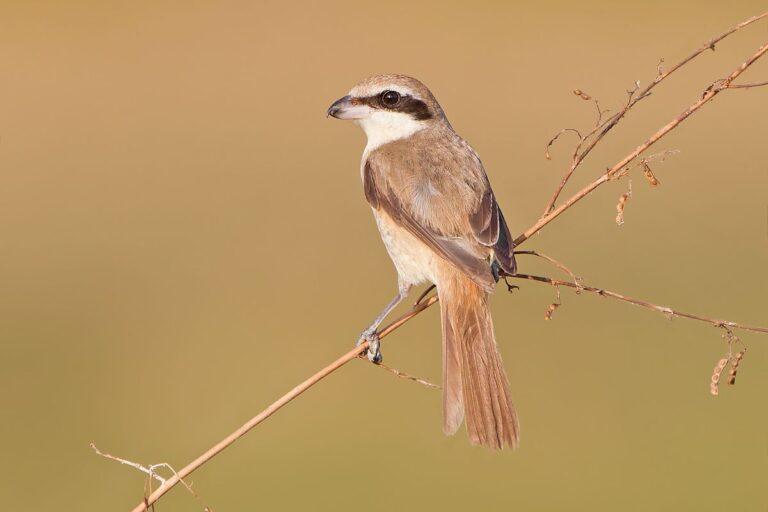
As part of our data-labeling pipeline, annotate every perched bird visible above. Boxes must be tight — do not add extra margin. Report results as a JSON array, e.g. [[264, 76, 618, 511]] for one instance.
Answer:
[[327, 75, 519, 449]]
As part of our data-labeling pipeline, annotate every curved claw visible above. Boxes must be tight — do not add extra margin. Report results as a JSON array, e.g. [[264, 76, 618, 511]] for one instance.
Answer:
[[356, 329, 382, 364], [367, 335, 382, 364]]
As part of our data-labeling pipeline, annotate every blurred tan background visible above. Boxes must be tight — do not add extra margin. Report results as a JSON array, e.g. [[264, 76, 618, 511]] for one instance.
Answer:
[[1, 1, 767, 510]]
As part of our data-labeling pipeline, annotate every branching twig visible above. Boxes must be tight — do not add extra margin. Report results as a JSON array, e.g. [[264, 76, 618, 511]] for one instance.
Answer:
[[514, 250, 581, 288], [91, 444, 168, 486], [91, 443, 197, 499], [507, 273, 768, 334], [517, 34, 768, 246], [540, 11, 768, 217], [124, 268, 767, 511], [119, 14, 768, 512], [125, 296, 438, 512]]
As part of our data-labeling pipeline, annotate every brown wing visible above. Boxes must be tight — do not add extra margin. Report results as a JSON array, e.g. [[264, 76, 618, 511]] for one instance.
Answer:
[[364, 128, 517, 284], [469, 189, 516, 275], [364, 148, 511, 290]]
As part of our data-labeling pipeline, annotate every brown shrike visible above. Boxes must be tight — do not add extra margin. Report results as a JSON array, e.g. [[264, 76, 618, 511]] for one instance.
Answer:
[[328, 75, 519, 449]]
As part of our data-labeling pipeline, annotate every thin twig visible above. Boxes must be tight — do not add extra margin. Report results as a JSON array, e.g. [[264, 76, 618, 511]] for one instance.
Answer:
[[727, 80, 768, 89], [91, 444, 167, 486], [91, 443, 198, 499], [540, 11, 768, 215], [507, 273, 768, 334], [121, 14, 768, 512], [514, 250, 581, 288], [128, 296, 438, 512], [544, 128, 582, 160], [517, 37, 768, 246], [128, 268, 768, 511], [367, 358, 440, 389]]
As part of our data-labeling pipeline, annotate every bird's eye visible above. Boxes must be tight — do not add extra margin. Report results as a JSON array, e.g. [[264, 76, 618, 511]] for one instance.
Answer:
[[380, 90, 401, 107]]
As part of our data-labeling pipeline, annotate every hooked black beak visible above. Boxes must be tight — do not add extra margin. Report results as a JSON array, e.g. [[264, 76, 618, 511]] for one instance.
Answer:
[[326, 95, 369, 120], [327, 95, 351, 118]]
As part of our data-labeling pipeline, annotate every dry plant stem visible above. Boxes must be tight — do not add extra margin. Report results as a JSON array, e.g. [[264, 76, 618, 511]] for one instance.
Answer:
[[370, 360, 440, 389], [128, 296, 438, 512], [514, 250, 580, 285], [128, 269, 768, 511], [509, 273, 768, 335], [540, 11, 768, 218], [543, 12, 768, 213], [728, 80, 768, 89], [518, 37, 768, 247], [91, 444, 167, 486], [123, 15, 768, 512]]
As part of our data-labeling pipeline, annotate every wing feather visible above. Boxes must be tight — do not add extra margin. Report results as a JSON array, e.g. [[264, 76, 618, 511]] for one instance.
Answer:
[[468, 185, 516, 275], [363, 130, 516, 285], [365, 159, 504, 289]]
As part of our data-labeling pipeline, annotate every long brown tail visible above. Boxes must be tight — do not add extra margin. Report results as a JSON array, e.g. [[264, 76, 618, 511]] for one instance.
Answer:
[[438, 267, 519, 449]]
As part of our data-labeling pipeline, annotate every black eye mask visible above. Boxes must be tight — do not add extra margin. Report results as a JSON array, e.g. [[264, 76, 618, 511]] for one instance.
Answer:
[[351, 93, 433, 121]]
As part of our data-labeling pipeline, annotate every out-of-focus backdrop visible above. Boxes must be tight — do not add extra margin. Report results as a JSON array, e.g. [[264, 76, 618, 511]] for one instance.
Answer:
[[1, 2, 766, 510]]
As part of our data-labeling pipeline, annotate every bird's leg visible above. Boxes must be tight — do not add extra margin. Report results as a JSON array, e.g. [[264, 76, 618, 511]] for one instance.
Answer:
[[356, 282, 411, 364]]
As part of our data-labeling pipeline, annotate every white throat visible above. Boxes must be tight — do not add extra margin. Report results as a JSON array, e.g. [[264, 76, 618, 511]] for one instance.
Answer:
[[357, 111, 425, 154]]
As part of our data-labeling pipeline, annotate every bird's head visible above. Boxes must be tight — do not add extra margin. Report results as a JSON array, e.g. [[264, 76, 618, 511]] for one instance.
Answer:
[[327, 74, 448, 150]]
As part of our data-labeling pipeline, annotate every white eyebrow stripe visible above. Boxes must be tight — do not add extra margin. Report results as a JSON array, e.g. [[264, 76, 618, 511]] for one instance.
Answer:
[[349, 83, 417, 98]]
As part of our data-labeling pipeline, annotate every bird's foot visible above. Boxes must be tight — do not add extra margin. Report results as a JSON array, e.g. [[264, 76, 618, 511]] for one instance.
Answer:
[[356, 328, 382, 364]]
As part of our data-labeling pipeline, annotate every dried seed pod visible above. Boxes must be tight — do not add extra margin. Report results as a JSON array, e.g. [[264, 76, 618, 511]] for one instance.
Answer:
[[544, 302, 560, 320], [573, 89, 591, 100], [643, 163, 660, 186], [615, 192, 630, 225], [710, 357, 729, 396], [727, 349, 746, 385]]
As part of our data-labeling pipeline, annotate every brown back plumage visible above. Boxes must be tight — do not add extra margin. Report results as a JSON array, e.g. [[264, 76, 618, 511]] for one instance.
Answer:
[[365, 128, 516, 288]]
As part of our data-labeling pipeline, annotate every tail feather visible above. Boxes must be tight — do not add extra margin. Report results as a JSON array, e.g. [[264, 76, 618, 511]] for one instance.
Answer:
[[438, 268, 519, 449], [442, 320, 464, 435]]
